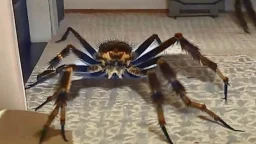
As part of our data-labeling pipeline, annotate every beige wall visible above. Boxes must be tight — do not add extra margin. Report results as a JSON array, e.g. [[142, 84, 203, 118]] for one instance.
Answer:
[[26, 0, 59, 42], [64, 0, 168, 9], [0, 0, 27, 110], [64, 0, 256, 10]]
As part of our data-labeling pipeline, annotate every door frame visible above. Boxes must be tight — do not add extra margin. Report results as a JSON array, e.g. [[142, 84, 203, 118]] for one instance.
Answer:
[[0, 0, 27, 110]]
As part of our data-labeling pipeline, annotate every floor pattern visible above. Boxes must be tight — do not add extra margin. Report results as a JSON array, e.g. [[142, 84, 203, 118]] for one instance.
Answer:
[[25, 13, 256, 144], [26, 54, 256, 144]]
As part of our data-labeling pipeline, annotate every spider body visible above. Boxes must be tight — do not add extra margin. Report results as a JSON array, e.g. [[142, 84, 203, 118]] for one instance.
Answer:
[[26, 27, 243, 144], [98, 40, 132, 57], [98, 40, 133, 62], [96, 40, 136, 79]]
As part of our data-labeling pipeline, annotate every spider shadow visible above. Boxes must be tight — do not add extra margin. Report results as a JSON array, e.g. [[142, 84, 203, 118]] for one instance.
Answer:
[[65, 53, 228, 143], [34, 127, 72, 143], [69, 77, 190, 114], [162, 54, 223, 89], [163, 54, 219, 82], [68, 54, 223, 111]]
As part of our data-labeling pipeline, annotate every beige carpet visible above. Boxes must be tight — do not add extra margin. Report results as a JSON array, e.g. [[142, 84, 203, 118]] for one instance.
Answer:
[[26, 13, 256, 144]]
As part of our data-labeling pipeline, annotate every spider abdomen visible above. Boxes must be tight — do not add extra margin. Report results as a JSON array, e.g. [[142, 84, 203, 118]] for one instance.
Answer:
[[97, 40, 134, 64]]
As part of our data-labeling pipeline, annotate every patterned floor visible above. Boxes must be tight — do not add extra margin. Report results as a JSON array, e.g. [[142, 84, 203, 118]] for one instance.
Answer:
[[25, 13, 256, 144], [26, 54, 256, 144]]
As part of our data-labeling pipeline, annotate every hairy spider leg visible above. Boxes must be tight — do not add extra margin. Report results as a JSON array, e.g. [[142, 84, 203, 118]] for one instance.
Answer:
[[235, 0, 250, 33], [133, 33, 230, 101], [147, 72, 174, 144], [123, 71, 144, 78], [25, 64, 105, 89], [131, 37, 177, 65], [25, 70, 59, 89], [38, 66, 73, 144], [135, 56, 161, 69], [127, 33, 164, 76], [125, 56, 160, 78], [157, 59, 244, 132], [124, 66, 152, 78], [133, 34, 162, 59], [175, 34, 229, 102], [34, 91, 60, 111], [56, 27, 97, 57], [47, 44, 99, 69], [243, 0, 256, 27], [125, 55, 161, 78]]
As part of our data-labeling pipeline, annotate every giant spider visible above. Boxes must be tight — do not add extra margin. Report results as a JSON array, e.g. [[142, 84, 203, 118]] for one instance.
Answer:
[[26, 27, 243, 144], [235, 0, 256, 33]]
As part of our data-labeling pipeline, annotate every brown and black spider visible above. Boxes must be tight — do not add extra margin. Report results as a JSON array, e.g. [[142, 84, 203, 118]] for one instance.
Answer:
[[26, 27, 243, 144], [235, 0, 256, 33]]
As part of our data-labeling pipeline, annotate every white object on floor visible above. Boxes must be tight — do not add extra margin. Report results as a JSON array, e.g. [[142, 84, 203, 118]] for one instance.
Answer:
[[0, 109, 6, 118]]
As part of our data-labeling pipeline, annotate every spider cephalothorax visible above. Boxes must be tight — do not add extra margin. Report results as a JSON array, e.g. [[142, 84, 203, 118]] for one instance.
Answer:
[[26, 27, 243, 144], [96, 40, 134, 65]]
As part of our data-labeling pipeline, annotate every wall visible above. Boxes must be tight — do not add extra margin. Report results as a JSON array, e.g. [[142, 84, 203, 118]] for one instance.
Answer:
[[26, 0, 52, 42], [49, 0, 59, 36], [26, 0, 59, 42], [64, 0, 256, 10], [64, 0, 168, 9], [0, 0, 27, 110]]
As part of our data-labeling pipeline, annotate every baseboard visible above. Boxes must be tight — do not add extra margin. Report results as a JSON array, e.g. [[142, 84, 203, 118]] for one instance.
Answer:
[[64, 9, 169, 14]]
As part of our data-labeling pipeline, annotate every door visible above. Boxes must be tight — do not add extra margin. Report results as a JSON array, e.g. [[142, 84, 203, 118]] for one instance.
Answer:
[[12, 0, 31, 82], [56, 0, 65, 24]]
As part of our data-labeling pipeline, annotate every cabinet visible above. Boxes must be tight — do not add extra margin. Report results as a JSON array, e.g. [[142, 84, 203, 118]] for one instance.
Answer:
[[168, 0, 225, 18]]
